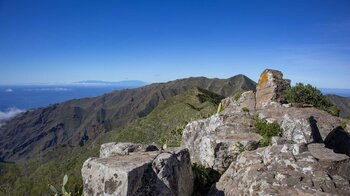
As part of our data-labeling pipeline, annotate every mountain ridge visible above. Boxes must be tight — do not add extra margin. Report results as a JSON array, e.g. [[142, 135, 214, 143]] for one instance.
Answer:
[[0, 74, 256, 162]]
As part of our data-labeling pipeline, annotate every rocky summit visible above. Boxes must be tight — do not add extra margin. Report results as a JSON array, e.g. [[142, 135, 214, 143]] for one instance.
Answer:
[[82, 69, 350, 196]]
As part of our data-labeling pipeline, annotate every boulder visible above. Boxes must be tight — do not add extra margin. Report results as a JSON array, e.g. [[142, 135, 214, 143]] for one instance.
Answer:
[[255, 69, 291, 109], [257, 104, 344, 144], [181, 113, 261, 172], [82, 143, 193, 196], [308, 143, 349, 162], [210, 144, 350, 196]]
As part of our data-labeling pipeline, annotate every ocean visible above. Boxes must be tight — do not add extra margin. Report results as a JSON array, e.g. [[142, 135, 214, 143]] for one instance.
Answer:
[[0, 85, 136, 122]]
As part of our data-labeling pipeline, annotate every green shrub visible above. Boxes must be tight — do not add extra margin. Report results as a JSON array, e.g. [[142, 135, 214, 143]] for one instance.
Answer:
[[340, 121, 347, 130], [327, 105, 340, 117], [241, 107, 249, 113], [192, 163, 221, 195], [160, 124, 187, 148], [233, 92, 242, 101], [254, 118, 282, 147], [284, 83, 339, 116]]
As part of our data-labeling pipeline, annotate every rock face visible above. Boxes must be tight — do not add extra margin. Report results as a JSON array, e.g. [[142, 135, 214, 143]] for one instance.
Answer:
[[181, 112, 261, 172], [82, 143, 193, 196], [221, 91, 256, 113], [257, 104, 346, 144], [255, 69, 291, 109], [210, 144, 350, 196]]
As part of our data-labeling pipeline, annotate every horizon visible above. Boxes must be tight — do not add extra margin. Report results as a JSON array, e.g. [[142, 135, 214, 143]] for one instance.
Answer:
[[1, 0, 350, 88]]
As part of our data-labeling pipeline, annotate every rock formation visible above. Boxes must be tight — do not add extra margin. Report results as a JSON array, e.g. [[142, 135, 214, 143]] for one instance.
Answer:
[[82, 143, 193, 196], [209, 144, 350, 195], [83, 69, 350, 196], [255, 69, 290, 108]]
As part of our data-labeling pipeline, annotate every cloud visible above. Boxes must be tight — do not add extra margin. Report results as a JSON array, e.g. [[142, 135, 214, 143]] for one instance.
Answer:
[[25, 87, 71, 91], [0, 108, 25, 125], [5, 88, 13, 92]]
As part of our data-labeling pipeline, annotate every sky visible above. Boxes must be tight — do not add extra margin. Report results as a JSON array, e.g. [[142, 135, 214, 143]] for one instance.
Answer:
[[0, 0, 349, 88]]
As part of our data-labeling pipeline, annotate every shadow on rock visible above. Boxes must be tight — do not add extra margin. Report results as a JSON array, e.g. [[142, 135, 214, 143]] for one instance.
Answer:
[[324, 126, 350, 156], [309, 116, 323, 143]]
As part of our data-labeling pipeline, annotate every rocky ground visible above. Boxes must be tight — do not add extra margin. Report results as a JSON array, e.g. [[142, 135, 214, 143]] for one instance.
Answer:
[[82, 69, 350, 196]]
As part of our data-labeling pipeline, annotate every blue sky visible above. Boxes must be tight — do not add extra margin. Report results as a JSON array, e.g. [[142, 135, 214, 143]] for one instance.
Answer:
[[0, 0, 349, 88]]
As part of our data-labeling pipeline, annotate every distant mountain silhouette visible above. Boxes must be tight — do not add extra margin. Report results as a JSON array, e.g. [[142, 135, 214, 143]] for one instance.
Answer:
[[73, 80, 147, 86], [0, 75, 256, 162]]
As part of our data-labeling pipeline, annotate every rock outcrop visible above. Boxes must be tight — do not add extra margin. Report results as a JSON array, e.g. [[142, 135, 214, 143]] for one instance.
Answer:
[[82, 143, 193, 196], [181, 112, 261, 172], [83, 69, 350, 196], [209, 144, 350, 195], [255, 69, 290, 108]]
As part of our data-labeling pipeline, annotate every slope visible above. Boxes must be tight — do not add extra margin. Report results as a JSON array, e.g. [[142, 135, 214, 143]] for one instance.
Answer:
[[326, 94, 350, 119]]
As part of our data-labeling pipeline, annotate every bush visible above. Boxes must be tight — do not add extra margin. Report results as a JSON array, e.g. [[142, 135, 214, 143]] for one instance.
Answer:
[[254, 118, 282, 146], [284, 83, 339, 116]]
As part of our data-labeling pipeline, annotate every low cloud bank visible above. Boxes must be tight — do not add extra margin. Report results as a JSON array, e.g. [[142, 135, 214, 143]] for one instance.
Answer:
[[0, 108, 25, 126]]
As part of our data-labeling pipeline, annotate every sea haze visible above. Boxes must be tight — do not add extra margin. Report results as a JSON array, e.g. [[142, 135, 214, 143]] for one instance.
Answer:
[[0, 84, 143, 122]]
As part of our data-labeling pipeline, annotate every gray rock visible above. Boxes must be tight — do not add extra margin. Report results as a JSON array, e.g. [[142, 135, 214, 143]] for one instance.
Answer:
[[308, 143, 349, 162], [181, 112, 261, 172], [210, 144, 350, 196], [257, 104, 345, 144], [221, 91, 256, 113], [255, 69, 291, 109], [100, 142, 143, 158], [82, 146, 193, 196]]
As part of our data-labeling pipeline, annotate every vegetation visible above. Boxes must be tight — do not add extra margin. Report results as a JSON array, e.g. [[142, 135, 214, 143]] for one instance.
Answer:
[[113, 88, 223, 146], [340, 121, 347, 130], [49, 174, 82, 196], [233, 92, 242, 101], [217, 102, 223, 114], [192, 163, 221, 195], [241, 107, 249, 113], [284, 83, 340, 116], [254, 118, 282, 146], [0, 142, 98, 195]]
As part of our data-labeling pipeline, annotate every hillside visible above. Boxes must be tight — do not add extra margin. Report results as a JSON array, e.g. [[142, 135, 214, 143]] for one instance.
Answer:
[[0, 87, 224, 195], [326, 94, 350, 119], [0, 74, 256, 162]]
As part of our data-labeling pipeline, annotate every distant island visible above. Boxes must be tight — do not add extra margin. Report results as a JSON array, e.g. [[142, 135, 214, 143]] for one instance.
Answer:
[[73, 80, 147, 87]]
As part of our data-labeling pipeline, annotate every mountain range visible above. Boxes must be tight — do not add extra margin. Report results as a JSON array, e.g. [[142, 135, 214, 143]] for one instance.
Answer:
[[0, 74, 256, 162]]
